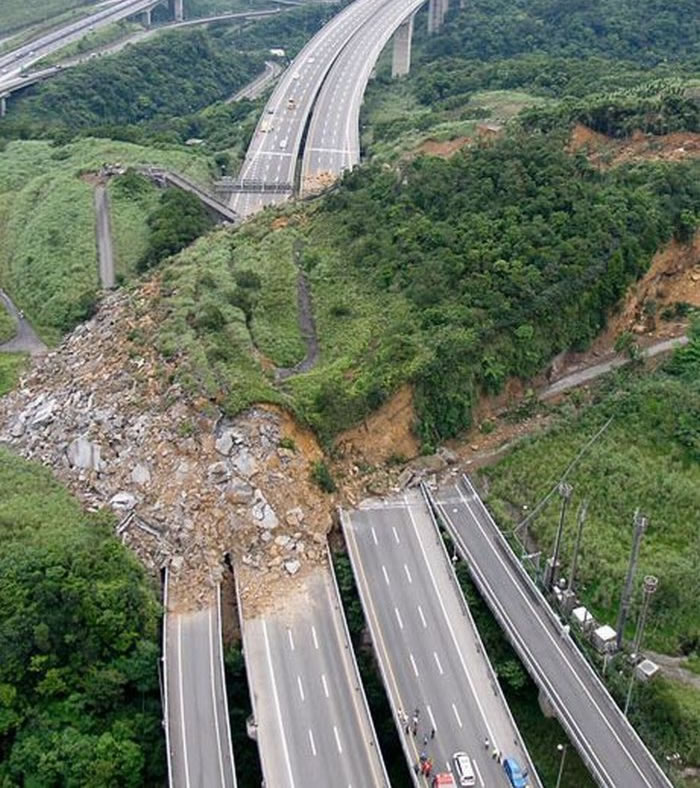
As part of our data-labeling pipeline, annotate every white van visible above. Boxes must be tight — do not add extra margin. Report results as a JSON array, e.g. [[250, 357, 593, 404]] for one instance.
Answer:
[[452, 752, 475, 787]]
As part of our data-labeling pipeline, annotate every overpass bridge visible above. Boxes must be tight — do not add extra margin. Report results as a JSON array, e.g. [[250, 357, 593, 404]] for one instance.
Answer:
[[430, 476, 673, 788]]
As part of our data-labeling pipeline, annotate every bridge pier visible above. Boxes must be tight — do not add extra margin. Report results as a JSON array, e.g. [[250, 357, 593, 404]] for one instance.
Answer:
[[427, 0, 448, 32], [141, 7, 152, 26], [170, 0, 184, 22], [538, 689, 557, 718], [0, 94, 7, 118], [391, 13, 414, 78]]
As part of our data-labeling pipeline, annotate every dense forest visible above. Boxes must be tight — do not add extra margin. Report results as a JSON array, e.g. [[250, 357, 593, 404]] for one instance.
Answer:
[[0, 450, 164, 786], [5, 28, 263, 133]]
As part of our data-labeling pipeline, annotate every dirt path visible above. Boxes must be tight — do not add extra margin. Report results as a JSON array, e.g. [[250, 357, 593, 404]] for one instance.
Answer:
[[0, 289, 47, 355], [94, 185, 116, 290], [644, 650, 700, 691], [275, 240, 319, 381]]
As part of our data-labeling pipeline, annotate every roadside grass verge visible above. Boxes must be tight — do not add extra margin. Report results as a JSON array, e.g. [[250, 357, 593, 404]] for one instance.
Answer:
[[0, 304, 15, 343], [0, 353, 27, 396]]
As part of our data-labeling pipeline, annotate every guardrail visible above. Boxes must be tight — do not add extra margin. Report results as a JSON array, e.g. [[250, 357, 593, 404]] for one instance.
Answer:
[[213, 178, 294, 194], [162, 566, 174, 788]]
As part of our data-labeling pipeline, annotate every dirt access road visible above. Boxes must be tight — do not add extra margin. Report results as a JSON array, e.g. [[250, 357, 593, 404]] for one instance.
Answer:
[[0, 289, 47, 355]]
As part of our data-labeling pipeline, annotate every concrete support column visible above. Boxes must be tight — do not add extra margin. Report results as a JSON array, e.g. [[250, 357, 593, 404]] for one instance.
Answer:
[[440, 0, 449, 26], [141, 7, 152, 26], [391, 14, 414, 78], [0, 94, 8, 118], [171, 0, 184, 21], [427, 0, 440, 33]]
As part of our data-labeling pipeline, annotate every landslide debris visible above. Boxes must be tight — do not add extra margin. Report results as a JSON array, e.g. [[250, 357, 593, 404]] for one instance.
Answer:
[[0, 288, 334, 612]]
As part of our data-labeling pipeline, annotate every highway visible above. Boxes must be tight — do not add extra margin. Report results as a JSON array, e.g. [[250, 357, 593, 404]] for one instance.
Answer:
[[165, 583, 236, 788], [301, 0, 425, 194], [342, 489, 538, 787], [239, 564, 390, 787], [230, 0, 397, 217], [0, 0, 168, 85], [432, 476, 673, 788]]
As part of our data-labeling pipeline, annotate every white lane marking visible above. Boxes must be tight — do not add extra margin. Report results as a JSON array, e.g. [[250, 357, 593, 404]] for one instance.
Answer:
[[176, 618, 192, 788], [371, 526, 378, 545], [308, 728, 317, 756], [333, 725, 343, 754], [474, 760, 485, 787], [262, 620, 296, 787], [451, 483, 637, 786], [417, 604, 427, 628], [392, 526, 400, 544], [404, 495, 495, 743], [433, 651, 444, 675], [452, 703, 463, 728], [426, 703, 437, 732], [311, 625, 319, 650], [207, 608, 225, 785], [321, 673, 329, 698], [381, 565, 390, 585], [409, 652, 419, 677], [287, 628, 295, 651], [403, 563, 412, 583], [394, 606, 404, 630], [297, 675, 305, 701]]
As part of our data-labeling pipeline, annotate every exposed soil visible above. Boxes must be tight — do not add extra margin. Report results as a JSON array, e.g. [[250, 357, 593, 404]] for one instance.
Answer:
[[415, 136, 471, 158], [302, 170, 340, 195], [335, 385, 419, 465], [568, 124, 700, 169]]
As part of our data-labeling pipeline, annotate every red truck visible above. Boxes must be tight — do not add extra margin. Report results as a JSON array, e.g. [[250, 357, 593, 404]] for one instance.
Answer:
[[432, 774, 457, 787]]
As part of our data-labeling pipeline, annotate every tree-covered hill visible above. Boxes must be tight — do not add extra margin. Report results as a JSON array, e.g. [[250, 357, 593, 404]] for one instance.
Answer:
[[7, 28, 263, 132], [0, 449, 164, 786], [145, 132, 699, 447], [427, 0, 700, 66]]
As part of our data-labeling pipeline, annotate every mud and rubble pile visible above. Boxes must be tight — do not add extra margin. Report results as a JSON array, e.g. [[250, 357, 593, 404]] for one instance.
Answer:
[[0, 289, 333, 611]]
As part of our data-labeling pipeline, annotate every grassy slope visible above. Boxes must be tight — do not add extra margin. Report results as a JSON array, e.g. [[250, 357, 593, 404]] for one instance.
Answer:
[[0, 354, 27, 395], [0, 304, 15, 343], [0, 138, 211, 343]]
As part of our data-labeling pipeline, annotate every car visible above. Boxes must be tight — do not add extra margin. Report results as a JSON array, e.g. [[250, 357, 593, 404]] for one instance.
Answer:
[[278, 138, 288, 149], [452, 752, 475, 787], [431, 775, 456, 787], [266, 107, 275, 114], [503, 757, 529, 788], [307, 56, 315, 63], [292, 72, 300, 79]]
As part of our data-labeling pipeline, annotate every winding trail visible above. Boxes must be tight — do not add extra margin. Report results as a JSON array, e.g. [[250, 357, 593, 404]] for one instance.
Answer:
[[94, 185, 116, 290], [0, 289, 47, 355]]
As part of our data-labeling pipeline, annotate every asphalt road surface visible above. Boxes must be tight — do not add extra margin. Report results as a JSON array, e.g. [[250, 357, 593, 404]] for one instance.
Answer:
[[433, 476, 673, 788], [0, 289, 47, 355], [540, 334, 689, 399], [342, 490, 537, 787], [230, 0, 393, 217], [301, 0, 426, 194], [241, 566, 389, 787], [94, 185, 115, 290], [165, 591, 236, 788], [227, 60, 283, 103], [0, 0, 162, 85]]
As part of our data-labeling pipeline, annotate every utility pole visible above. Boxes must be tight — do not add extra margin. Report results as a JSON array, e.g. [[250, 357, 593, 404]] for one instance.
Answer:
[[624, 575, 658, 717], [615, 510, 648, 651], [561, 499, 587, 613], [545, 482, 572, 591], [633, 575, 659, 655]]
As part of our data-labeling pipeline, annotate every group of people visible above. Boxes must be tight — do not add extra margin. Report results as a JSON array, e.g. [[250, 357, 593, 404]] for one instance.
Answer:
[[398, 707, 436, 779]]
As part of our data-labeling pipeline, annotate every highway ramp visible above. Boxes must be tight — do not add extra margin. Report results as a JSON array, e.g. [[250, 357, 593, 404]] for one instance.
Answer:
[[239, 564, 389, 787], [342, 489, 538, 786], [165, 586, 236, 788], [433, 476, 673, 788]]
